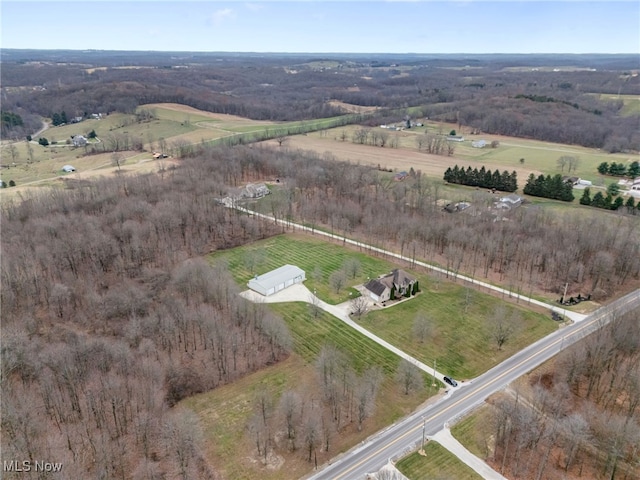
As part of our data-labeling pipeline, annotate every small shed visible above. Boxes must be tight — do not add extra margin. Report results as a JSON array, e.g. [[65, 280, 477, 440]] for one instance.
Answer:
[[62, 165, 76, 173], [247, 265, 305, 296]]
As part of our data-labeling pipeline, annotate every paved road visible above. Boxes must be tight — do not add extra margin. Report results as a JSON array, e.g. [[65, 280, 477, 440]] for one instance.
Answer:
[[304, 289, 640, 480]]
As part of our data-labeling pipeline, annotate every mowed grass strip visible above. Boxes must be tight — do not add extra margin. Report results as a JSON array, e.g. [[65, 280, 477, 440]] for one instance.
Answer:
[[451, 406, 495, 459], [396, 441, 483, 480], [357, 280, 557, 379], [211, 233, 399, 304]]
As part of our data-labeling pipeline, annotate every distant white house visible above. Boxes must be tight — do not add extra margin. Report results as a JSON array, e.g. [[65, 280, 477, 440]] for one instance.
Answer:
[[72, 135, 87, 147], [247, 265, 305, 296], [472, 140, 487, 148], [62, 165, 76, 173]]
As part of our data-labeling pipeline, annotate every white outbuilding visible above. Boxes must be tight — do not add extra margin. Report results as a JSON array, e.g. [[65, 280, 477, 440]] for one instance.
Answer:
[[62, 165, 76, 173], [247, 264, 305, 296]]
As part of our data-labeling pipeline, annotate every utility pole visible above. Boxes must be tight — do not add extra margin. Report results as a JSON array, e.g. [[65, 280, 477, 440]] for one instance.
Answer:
[[432, 359, 437, 387]]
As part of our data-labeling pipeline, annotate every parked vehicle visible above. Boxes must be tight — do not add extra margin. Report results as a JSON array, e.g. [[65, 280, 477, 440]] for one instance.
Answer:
[[443, 376, 458, 387]]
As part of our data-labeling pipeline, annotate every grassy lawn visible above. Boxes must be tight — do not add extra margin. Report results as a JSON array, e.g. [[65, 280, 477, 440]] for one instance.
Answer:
[[450, 407, 495, 460], [396, 441, 483, 480], [356, 279, 557, 380], [211, 233, 400, 305]]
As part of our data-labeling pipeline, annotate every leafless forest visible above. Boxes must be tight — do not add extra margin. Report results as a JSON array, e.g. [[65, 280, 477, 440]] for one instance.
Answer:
[[2, 144, 639, 477], [489, 309, 640, 480], [2, 51, 639, 151], [2, 50, 640, 479]]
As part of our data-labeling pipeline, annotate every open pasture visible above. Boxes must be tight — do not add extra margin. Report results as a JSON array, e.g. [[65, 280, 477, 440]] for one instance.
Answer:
[[280, 121, 638, 188]]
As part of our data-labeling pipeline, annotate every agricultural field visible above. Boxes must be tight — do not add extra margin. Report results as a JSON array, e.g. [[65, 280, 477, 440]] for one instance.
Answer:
[[396, 441, 483, 480], [279, 121, 639, 189], [0, 103, 353, 195], [595, 93, 640, 117]]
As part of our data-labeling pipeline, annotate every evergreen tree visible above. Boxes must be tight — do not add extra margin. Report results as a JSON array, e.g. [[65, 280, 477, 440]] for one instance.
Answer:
[[627, 161, 640, 179], [523, 173, 537, 196], [597, 162, 609, 174], [612, 196, 624, 210], [592, 191, 605, 208], [579, 187, 592, 205], [625, 196, 636, 213]]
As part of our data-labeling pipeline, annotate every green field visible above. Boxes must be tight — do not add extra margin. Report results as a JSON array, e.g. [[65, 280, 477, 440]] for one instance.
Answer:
[[211, 233, 400, 305], [596, 93, 640, 117], [211, 234, 557, 380], [396, 441, 483, 480], [356, 281, 556, 379]]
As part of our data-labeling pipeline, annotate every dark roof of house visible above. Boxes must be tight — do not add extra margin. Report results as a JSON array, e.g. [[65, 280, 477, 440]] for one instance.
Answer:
[[364, 279, 388, 297], [390, 269, 415, 287]]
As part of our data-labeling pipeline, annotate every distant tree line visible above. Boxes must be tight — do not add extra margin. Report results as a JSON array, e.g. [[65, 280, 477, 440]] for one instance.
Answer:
[[2, 52, 639, 149], [444, 165, 518, 192], [523, 173, 575, 201]]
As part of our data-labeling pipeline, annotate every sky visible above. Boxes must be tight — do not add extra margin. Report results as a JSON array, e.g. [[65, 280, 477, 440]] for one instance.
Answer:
[[1, 1, 639, 54]]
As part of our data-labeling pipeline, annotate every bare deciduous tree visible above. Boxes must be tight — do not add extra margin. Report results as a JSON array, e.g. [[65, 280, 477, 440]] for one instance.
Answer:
[[412, 313, 434, 343], [395, 359, 423, 395], [329, 270, 347, 294]]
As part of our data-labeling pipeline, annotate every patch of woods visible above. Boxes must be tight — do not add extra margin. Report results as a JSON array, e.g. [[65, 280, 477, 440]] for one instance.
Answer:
[[486, 310, 640, 480], [246, 345, 385, 468], [210, 144, 638, 300], [443, 165, 518, 192], [1, 159, 290, 478], [2, 52, 639, 151]]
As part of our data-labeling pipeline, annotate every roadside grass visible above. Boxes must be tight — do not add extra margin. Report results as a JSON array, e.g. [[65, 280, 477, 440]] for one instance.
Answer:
[[450, 406, 495, 460], [396, 441, 483, 480], [211, 233, 400, 305], [356, 279, 557, 380]]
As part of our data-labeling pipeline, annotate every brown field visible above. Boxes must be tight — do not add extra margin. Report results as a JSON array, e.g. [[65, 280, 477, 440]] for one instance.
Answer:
[[143, 102, 275, 125], [274, 131, 544, 181]]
